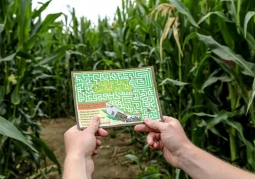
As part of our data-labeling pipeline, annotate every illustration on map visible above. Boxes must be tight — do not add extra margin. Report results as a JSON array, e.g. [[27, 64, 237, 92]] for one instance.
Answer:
[[71, 67, 163, 129]]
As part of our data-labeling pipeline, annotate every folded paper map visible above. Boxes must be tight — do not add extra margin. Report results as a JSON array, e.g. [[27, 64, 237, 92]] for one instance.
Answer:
[[71, 66, 162, 129]]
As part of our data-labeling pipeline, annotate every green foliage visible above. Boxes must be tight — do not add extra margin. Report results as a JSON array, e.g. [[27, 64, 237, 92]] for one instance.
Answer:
[[117, 0, 255, 177], [0, 0, 64, 177], [0, 116, 37, 153], [109, 129, 117, 138], [0, 0, 255, 178]]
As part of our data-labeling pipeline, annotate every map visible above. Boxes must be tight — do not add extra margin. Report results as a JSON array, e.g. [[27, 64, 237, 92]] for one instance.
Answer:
[[71, 67, 162, 129]]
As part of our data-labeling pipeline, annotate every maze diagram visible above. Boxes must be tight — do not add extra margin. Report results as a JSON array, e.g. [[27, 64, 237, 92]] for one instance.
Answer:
[[73, 67, 161, 120]]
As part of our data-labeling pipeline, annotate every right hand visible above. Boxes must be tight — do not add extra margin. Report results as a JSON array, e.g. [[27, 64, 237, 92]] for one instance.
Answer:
[[134, 116, 193, 168]]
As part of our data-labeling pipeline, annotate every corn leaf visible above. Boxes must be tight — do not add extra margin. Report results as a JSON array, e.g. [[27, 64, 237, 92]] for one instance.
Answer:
[[244, 11, 255, 39], [11, 84, 20, 105], [0, 116, 37, 153], [160, 78, 188, 86], [139, 173, 162, 179], [246, 78, 255, 114], [208, 127, 227, 141], [197, 33, 255, 77], [16, 51, 36, 63], [33, 86, 56, 91], [193, 52, 211, 90], [0, 53, 16, 63], [180, 113, 194, 126], [169, 0, 199, 28], [181, 105, 204, 116], [244, 31, 255, 53], [213, 57, 255, 124], [17, 0, 31, 49], [227, 0, 237, 22], [182, 32, 197, 49], [39, 45, 72, 65], [30, 135, 62, 175], [66, 51, 86, 58], [225, 120, 255, 168], [198, 11, 232, 25], [175, 169, 189, 179], [194, 112, 216, 118], [217, 18, 235, 49], [207, 110, 235, 129], [38, 13, 62, 34], [202, 75, 232, 90], [180, 112, 216, 126], [0, 24, 3, 33], [0, 86, 5, 104], [32, 0, 51, 18], [104, 51, 117, 58], [125, 154, 140, 165]]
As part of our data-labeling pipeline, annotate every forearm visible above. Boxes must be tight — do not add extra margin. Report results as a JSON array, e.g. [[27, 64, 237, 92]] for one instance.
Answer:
[[180, 144, 255, 179], [63, 155, 92, 179]]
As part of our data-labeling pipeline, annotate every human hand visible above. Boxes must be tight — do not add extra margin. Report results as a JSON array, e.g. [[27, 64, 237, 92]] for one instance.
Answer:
[[134, 116, 193, 168], [64, 116, 108, 176]]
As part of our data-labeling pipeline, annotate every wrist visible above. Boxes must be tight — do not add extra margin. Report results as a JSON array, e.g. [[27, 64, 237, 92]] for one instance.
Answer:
[[65, 153, 93, 167], [64, 154, 94, 179], [65, 153, 85, 162], [65, 150, 92, 160], [178, 142, 198, 170]]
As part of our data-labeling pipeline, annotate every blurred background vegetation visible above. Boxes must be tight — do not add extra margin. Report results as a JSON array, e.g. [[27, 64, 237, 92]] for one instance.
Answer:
[[0, 0, 255, 178]]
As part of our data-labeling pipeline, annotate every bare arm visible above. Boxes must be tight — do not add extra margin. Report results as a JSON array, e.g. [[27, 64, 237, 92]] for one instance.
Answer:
[[63, 116, 108, 179], [63, 155, 91, 179], [180, 143, 255, 179], [134, 117, 255, 179]]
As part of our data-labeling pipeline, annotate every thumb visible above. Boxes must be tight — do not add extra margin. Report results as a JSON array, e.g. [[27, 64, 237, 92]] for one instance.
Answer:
[[144, 118, 164, 132], [86, 116, 100, 134]]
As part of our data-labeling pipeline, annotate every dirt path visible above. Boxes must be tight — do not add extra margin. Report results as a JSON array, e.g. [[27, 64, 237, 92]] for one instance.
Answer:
[[40, 118, 140, 179]]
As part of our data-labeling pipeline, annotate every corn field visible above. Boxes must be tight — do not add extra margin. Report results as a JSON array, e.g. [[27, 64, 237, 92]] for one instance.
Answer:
[[0, 0, 255, 178]]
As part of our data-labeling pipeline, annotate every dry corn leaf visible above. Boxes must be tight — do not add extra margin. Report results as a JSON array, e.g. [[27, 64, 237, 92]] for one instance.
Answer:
[[161, 7, 169, 17], [173, 17, 183, 57], [160, 17, 175, 63], [149, 3, 175, 20], [155, 10, 160, 21]]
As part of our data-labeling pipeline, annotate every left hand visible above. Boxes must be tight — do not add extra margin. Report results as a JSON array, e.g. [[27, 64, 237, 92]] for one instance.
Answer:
[[64, 116, 108, 175]]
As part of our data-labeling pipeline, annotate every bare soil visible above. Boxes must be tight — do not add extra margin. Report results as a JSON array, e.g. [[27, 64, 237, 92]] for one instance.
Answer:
[[40, 118, 140, 179]]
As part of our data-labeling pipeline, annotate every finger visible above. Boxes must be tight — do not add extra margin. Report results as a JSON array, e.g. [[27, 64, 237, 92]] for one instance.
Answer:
[[70, 125, 78, 130], [134, 124, 159, 133], [163, 116, 175, 123], [149, 142, 160, 150], [153, 141, 160, 149], [96, 139, 101, 146], [86, 116, 100, 134], [155, 133, 161, 140], [134, 124, 149, 132], [147, 132, 157, 146], [144, 118, 164, 131], [93, 149, 99, 156], [65, 125, 79, 133], [64, 125, 80, 139], [96, 128, 108, 137]]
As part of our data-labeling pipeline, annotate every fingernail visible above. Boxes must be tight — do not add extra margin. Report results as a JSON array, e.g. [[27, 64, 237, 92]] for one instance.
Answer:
[[93, 116, 99, 122], [144, 118, 150, 123]]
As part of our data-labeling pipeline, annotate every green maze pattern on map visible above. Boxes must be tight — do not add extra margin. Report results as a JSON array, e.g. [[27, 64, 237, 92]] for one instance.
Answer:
[[74, 68, 160, 120]]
